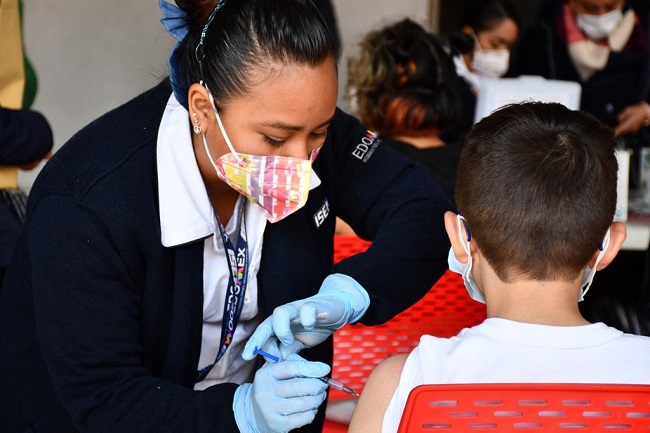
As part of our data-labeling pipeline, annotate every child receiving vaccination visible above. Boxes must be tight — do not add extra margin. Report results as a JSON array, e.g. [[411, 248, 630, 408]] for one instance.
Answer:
[[348, 101, 650, 433]]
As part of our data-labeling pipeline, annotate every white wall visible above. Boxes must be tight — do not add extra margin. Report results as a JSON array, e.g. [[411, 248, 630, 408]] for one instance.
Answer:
[[20, 0, 430, 189], [20, 1, 173, 189]]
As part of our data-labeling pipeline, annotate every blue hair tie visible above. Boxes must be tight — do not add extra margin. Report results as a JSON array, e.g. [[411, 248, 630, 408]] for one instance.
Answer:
[[159, 0, 227, 108], [159, 0, 188, 41], [159, 0, 190, 107]]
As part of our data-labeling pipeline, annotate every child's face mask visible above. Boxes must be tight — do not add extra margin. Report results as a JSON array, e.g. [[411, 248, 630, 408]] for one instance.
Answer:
[[579, 228, 610, 301], [201, 84, 318, 223], [447, 214, 485, 304], [447, 214, 611, 303]]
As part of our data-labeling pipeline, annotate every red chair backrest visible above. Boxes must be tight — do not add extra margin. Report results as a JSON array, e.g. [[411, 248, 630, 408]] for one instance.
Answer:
[[397, 383, 650, 432], [332, 234, 372, 264], [329, 235, 487, 399]]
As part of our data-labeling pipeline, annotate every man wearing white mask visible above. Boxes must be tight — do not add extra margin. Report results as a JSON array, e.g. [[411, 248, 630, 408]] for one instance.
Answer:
[[511, 0, 650, 336], [513, 0, 650, 140]]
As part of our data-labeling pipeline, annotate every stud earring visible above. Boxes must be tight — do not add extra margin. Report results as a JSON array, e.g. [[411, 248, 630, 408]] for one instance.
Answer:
[[192, 113, 202, 135]]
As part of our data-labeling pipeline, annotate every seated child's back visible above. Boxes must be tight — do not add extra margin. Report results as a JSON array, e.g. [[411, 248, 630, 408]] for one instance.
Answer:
[[348, 101, 650, 433]]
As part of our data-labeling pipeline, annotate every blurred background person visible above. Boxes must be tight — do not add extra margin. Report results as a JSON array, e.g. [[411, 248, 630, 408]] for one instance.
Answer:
[[511, 0, 649, 174], [347, 18, 462, 204], [0, 0, 53, 289], [339, 18, 461, 235], [444, 0, 521, 143]]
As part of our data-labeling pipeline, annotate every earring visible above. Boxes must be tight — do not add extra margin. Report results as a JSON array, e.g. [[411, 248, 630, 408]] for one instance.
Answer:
[[192, 112, 202, 135]]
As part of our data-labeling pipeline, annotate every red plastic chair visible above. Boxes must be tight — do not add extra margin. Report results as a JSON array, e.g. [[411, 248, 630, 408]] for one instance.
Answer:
[[323, 235, 487, 431], [397, 383, 650, 432], [332, 234, 372, 263], [328, 236, 486, 400]]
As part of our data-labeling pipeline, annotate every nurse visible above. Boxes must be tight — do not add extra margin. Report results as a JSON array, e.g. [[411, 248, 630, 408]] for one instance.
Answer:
[[0, 0, 453, 432]]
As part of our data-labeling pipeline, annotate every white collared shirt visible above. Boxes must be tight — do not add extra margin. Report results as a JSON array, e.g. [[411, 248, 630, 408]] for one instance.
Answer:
[[157, 94, 266, 390]]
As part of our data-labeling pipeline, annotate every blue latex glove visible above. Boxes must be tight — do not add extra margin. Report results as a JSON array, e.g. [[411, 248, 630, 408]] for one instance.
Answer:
[[233, 352, 330, 433], [242, 273, 370, 359]]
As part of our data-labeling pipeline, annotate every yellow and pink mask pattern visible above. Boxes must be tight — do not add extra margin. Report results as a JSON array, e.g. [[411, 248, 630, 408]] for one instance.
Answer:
[[202, 84, 319, 223]]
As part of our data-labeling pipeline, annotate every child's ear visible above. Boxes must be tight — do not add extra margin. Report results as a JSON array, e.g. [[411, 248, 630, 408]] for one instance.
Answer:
[[590, 221, 626, 271], [444, 211, 469, 264]]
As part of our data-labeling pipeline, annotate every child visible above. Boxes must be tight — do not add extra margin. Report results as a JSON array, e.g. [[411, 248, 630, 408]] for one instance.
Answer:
[[348, 101, 650, 433]]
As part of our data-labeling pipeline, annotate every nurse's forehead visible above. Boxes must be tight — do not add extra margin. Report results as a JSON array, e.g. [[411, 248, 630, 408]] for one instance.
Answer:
[[259, 115, 335, 131]]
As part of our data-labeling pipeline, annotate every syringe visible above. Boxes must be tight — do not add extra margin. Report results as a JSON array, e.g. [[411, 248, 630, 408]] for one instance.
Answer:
[[319, 376, 359, 397], [253, 347, 360, 397]]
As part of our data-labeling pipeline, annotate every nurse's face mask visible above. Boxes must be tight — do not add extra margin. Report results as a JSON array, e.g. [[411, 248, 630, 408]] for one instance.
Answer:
[[201, 83, 319, 223]]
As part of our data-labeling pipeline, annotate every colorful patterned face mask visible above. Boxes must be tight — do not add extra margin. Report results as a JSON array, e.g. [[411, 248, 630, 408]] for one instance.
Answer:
[[202, 84, 318, 223]]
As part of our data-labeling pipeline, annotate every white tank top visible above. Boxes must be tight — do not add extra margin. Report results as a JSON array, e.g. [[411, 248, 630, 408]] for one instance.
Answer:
[[382, 318, 650, 432]]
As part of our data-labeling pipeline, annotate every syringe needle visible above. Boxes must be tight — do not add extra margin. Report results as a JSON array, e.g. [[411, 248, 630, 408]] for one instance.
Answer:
[[253, 347, 360, 397], [320, 376, 360, 397]]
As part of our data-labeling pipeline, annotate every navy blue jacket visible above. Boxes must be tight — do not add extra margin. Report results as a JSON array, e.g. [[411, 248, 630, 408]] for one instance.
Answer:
[[0, 79, 453, 432]]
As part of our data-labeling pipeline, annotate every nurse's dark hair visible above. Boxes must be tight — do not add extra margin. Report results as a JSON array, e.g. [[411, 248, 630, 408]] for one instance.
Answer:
[[175, 0, 340, 109], [455, 102, 618, 283]]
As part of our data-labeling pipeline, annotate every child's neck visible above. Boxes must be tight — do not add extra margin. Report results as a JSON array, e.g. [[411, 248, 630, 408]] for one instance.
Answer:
[[484, 279, 591, 326]]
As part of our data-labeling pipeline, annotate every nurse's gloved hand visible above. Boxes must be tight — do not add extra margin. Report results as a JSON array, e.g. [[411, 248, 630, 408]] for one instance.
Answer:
[[242, 274, 370, 359], [232, 353, 330, 433]]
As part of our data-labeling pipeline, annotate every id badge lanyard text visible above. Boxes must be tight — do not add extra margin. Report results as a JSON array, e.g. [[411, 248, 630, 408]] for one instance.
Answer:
[[196, 201, 249, 383]]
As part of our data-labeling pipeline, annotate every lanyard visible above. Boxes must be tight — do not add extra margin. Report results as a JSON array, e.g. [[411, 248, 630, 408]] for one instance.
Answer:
[[196, 201, 249, 383]]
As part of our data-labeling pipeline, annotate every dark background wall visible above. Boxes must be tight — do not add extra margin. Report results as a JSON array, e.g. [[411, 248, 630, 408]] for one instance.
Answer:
[[438, 0, 545, 37]]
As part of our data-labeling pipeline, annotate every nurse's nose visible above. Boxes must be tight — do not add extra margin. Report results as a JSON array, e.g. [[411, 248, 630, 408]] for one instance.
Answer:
[[281, 142, 312, 160]]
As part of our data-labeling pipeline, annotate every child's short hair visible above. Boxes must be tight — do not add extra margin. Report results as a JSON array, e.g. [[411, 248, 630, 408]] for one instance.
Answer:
[[455, 102, 618, 283]]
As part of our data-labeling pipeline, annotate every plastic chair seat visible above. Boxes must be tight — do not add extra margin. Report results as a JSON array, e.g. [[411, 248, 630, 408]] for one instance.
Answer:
[[397, 383, 650, 432]]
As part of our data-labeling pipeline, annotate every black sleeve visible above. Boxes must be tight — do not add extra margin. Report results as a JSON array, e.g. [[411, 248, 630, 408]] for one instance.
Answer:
[[324, 110, 456, 324], [0, 107, 53, 165]]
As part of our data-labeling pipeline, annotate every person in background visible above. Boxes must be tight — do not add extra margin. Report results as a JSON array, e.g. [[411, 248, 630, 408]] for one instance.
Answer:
[[444, 0, 520, 143], [0, 0, 454, 432], [511, 0, 649, 141], [346, 18, 462, 205], [511, 0, 650, 335], [347, 101, 650, 433], [0, 0, 53, 289]]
